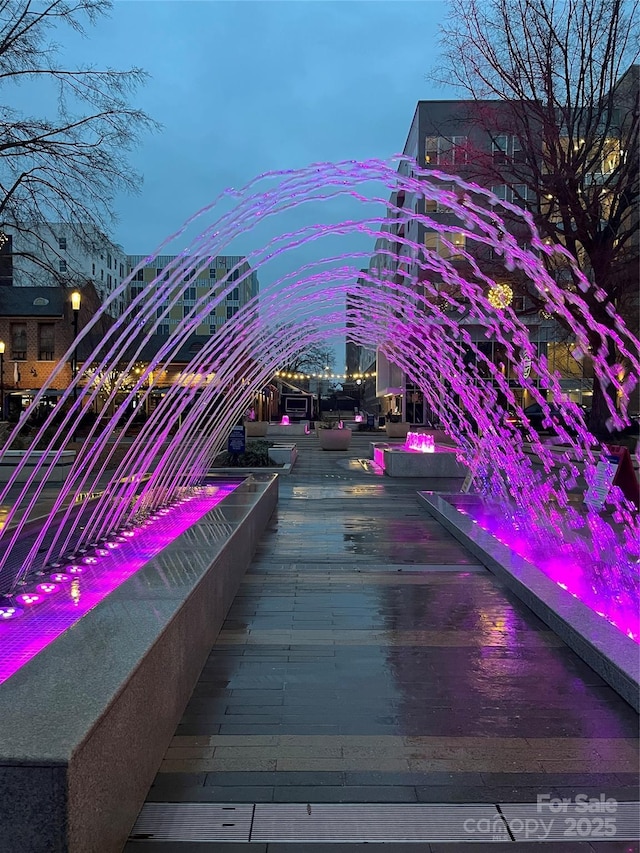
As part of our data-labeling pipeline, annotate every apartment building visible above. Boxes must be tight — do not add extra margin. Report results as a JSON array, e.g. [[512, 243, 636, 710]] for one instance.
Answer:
[[366, 65, 638, 422], [126, 254, 259, 338], [0, 223, 127, 318]]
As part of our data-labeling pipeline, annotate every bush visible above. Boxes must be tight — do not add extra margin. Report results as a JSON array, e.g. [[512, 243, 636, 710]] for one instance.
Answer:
[[215, 439, 277, 467]]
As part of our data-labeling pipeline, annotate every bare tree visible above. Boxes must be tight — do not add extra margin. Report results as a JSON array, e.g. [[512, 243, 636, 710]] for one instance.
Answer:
[[0, 0, 156, 281], [435, 0, 639, 435], [281, 342, 335, 375]]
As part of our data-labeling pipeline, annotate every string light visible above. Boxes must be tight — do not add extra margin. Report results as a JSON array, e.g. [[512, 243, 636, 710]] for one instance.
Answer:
[[488, 283, 513, 309]]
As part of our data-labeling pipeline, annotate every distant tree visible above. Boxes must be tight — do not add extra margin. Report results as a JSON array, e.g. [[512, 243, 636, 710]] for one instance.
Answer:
[[435, 0, 639, 436], [0, 0, 156, 282], [281, 343, 335, 375]]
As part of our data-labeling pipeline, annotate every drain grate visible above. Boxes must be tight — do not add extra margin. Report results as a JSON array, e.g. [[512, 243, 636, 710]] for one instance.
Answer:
[[250, 803, 500, 842], [129, 803, 253, 841], [129, 801, 640, 843], [499, 802, 640, 842]]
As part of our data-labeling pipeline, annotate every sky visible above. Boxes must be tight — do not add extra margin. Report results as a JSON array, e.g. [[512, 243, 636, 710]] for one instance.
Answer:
[[31, 0, 459, 361]]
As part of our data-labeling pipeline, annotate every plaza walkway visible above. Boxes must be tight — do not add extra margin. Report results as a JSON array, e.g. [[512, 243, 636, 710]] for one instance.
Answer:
[[125, 432, 639, 852]]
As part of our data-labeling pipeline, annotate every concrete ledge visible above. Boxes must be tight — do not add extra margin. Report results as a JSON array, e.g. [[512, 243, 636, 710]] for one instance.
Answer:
[[268, 444, 298, 466], [0, 473, 278, 853], [0, 449, 76, 483], [266, 422, 309, 437], [418, 491, 640, 711], [383, 446, 467, 482]]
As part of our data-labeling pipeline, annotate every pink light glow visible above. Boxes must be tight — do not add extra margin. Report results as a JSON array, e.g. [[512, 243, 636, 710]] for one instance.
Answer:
[[281, 415, 290, 425], [405, 432, 435, 453], [0, 481, 240, 686], [453, 499, 639, 642]]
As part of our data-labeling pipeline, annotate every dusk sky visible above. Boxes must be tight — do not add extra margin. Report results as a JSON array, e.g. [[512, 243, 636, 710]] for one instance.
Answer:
[[59, 1, 458, 359]]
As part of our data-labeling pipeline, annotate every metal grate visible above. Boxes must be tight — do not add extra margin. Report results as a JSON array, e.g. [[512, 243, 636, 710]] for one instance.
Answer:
[[130, 803, 253, 842], [129, 801, 640, 843], [252, 803, 501, 842], [499, 802, 640, 842]]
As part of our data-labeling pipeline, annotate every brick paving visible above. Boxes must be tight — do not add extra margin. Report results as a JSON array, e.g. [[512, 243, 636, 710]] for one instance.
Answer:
[[125, 432, 639, 852]]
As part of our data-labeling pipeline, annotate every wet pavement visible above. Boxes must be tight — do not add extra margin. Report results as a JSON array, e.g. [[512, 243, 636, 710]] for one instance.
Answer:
[[125, 432, 639, 852]]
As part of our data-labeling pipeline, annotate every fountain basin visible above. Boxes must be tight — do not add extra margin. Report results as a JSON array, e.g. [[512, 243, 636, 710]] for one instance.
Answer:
[[371, 440, 468, 483], [266, 420, 309, 436], [0, 473, 278, 853], [418, 491, 639, 711]]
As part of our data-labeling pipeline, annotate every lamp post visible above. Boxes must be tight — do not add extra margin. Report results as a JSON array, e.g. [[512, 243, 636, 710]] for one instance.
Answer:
[[70, 291, 81, 401], [0, 340, 4, 421]]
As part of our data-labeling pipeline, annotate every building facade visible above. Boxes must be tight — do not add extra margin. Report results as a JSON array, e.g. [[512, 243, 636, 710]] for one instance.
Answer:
[[0, 223, 128, 317], [361, 66, 638, 423], [126, 254, 259, 338]]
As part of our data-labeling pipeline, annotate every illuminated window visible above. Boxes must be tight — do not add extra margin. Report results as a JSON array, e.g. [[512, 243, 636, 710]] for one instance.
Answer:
[[424, 232, 466, 258]]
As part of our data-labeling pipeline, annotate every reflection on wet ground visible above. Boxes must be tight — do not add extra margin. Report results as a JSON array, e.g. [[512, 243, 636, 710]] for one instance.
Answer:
[[137, 433, 639, 849]]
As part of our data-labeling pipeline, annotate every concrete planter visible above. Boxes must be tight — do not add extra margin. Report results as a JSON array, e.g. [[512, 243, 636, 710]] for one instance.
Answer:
[[244, 421, 268, 437], [0, 449, 76, 483], [385, 421, 410, 439], [318, 428, 352, 451]]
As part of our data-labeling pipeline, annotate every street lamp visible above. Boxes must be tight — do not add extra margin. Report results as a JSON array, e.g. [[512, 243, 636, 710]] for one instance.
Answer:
[[0, 340, 4, 421], [70, 291, 81, 401]]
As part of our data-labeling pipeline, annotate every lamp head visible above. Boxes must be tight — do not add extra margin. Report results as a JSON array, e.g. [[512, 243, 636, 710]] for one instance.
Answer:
[[71, 291, 81, 312], [0, 341, 4, 355]]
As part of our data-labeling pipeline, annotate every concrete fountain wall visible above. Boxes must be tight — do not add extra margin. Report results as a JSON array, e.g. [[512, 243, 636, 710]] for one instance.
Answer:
[[0, 474, 277, 853]]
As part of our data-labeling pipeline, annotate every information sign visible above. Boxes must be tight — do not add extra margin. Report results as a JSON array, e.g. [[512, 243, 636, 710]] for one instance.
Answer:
[[228, 425, 246, 456]]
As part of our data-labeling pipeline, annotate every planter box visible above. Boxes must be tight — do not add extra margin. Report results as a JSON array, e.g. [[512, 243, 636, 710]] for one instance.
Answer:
[[0, 450, 76, 483], [268, 444, 298, 466], [267, 422, 309, 437], [385, 422, 410, 439], [318, 428, 352, 451], [244, 421, 269, 437]]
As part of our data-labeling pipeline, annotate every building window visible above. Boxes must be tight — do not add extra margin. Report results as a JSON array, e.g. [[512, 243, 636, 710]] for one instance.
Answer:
[[107, 274, 112, 286], [183, 269, 196, 282], [107, 253, 112, 269], [130, 286, 143, 299], [209, 324, 216, 335], [11, 323, 27, 360], [119, 263, 124, 277], [157, 324, 169, 336], [134, 269, 144, 282], [424, 231, 466, 258], [226, 287, 239, 302], [58, 237, 67, 250], [209, 267, 216, 278], [184, 287, 196, 301], [183, 305, 191, 318], [92, 263, 96, 276], [38, 323, 55, 361], [425, 135, 468, 166], [100, 269, 104, 280], [226, 306, 239, 319], [59, 260, 67, 272], [491, 184, 508, 201]]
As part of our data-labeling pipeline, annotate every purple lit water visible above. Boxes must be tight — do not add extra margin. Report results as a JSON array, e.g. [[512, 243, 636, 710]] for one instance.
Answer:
[[0, 481, 239, 685], [449, 495, 639, 642], [0, 158, 635, 646]]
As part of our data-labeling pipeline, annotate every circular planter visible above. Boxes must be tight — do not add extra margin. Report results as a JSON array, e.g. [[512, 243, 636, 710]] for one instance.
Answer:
[[317, 428, 352, 451]]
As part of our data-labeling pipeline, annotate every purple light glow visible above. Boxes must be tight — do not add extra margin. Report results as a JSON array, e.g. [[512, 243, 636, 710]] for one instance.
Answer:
[[453, 499, 639, 642], [405, 432, 435, 453], [0, 481, 239, 686], [281, 415, 290, 425]]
